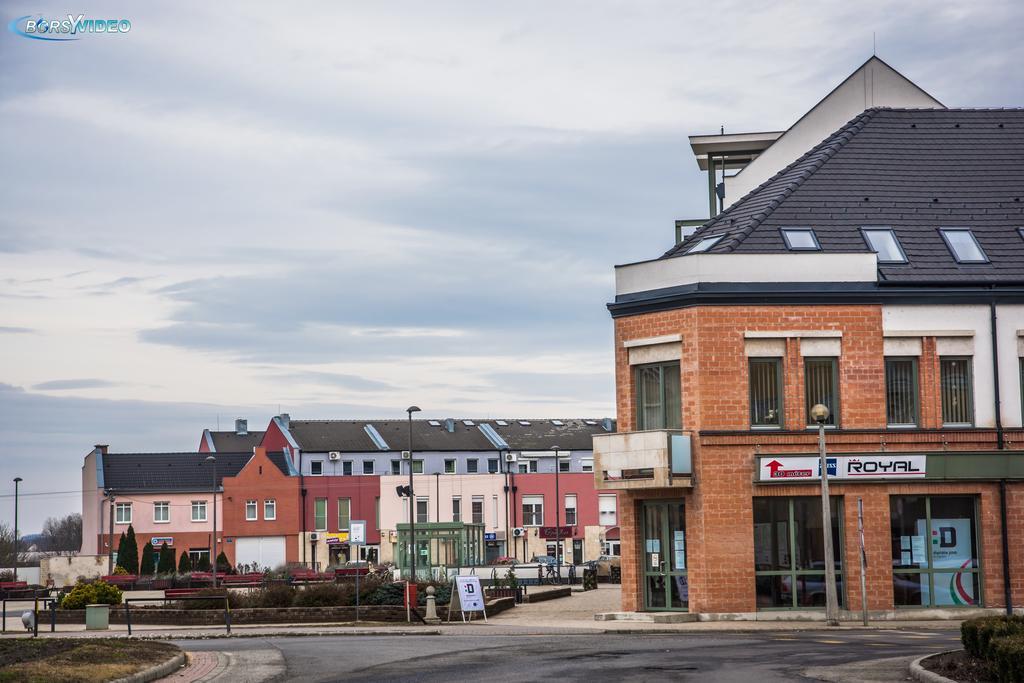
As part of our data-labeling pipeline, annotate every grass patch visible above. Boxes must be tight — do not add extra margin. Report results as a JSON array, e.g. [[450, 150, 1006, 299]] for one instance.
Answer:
[[0, 639, 179, 682]]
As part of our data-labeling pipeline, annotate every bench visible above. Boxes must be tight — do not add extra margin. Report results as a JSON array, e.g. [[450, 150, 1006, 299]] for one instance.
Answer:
[[101, 575, 137, 588], [164, 587, 226, 599], [333, 567, 370, 578], [0, 581, 30, 599], [289, 570, 332, 584], [222, 574, 264, 586]]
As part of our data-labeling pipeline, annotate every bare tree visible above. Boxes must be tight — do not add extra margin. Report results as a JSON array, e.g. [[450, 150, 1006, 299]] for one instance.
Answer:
[[40, 514, 82, 555], [0, 522, 25, 567]]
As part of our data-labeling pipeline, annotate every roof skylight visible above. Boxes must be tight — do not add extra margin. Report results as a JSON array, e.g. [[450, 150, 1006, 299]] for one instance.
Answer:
[[685, 234, 724, 254], [780, 228, 821, 251], [462, 420, 475, 426], [862, 228, 907, 263], [551, 419, 564, 426], [428, 420, 441, 426], [940, 229, 988, 263], [518, 420, 531, 426], [495, 420, 508, 426]]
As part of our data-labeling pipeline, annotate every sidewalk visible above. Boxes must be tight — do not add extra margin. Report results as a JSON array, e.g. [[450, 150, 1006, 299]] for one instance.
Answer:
[[0, 585, 969, 639]]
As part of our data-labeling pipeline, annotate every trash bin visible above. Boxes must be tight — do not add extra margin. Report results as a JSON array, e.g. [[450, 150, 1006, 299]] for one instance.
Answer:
[[85, 604, 110, 630]]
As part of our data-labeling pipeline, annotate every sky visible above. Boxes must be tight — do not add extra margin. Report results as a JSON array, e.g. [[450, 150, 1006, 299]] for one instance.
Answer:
[[1, 0, 1022, 533]]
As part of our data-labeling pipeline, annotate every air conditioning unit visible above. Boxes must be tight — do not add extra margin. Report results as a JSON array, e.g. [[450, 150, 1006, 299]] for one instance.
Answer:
[[512, 527, 526, 538], [309, 532, 320, 541], [401, 450, 411, 460], [328, 451, 341, 461], [504, 452, 518, 463]]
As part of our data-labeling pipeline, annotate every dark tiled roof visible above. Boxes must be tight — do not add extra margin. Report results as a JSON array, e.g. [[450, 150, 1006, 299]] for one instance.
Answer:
[[209, 431, 264, 452], [286, 419, 615, 453], [265, 450, 294, 476], [102, 452, 252, 492], [665, 108, 1024, 283]]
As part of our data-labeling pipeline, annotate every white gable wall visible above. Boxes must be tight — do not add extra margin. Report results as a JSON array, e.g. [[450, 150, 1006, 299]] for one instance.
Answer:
[[724, 58, 943, 206]]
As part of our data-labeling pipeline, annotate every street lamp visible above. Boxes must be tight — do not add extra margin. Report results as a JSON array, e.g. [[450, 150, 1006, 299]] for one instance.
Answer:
[[12, 478, 22, 584], [550, 445, 562, 582], [811, 403, 840, 627], [406, 406, 421, 581], [205, 455, 218, 588]]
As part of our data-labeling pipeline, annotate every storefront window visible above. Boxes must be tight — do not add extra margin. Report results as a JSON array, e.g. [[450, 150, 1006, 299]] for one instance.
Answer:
[[754, 496, 843, 609], [890, 496, 980, 607]]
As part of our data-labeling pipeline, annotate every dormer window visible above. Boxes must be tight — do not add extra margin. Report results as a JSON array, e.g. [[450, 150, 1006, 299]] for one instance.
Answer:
[[780, 228, 821, 251], [685, 234, 724, 254], [940, 229, 988, 263], [862, 228, 907, 263]]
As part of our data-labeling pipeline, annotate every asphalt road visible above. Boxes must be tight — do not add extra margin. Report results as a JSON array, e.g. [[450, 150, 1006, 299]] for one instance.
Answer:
[[171, 628, 962, 682]]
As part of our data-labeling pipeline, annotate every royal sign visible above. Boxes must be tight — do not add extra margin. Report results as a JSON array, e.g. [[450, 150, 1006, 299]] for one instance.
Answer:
[[758, 454, 926, 482]]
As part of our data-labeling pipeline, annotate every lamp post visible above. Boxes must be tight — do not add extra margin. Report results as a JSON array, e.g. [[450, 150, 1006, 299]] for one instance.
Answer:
[[406, 406, 421, 581], [811, 403, 840, 627], [205, 455, 218, 588], [12, 478, 22, 583], [550, 445, 562, 582]]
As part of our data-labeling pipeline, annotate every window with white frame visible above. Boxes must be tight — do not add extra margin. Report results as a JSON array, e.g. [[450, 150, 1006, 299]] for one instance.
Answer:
[[245, 499, 257, 521], [310, 460, 324, 476], [362, 460, 374, 475], [416, 498, 429, 524], [342, 461, 353, 476], [154, 501, 170, 523], [115, 502, 132, 524], [564, 494, 577, 526], [487, 458, 499, 473], [599, 495, 617, 526], [191, 500, 207, 522], [444, 459, 456, 474], [522, 495, 543, 527], [452, 497, 461, 522], [471, 496, 484, 524], [264, 499, 276, 520], [581, 459, 594, 473], [559, 459, 570, 473], [391, 460, 401, 475], [467, 458, 478, 473]]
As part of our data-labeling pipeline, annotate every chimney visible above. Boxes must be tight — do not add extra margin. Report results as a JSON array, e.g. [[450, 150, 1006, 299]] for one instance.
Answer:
[[235, 418, 248, 435], [279, 413, 290, 429], [94, 444, 109, 455], [444, 418, 455, 433]]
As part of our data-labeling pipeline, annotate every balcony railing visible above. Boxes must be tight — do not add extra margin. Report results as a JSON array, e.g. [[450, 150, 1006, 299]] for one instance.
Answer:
[[592, 430, 693, 490]]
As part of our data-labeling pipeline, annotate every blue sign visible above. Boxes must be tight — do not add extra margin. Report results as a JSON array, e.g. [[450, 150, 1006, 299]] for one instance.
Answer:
[[484, 532, 496, 541], [817, 458, 838, 477]]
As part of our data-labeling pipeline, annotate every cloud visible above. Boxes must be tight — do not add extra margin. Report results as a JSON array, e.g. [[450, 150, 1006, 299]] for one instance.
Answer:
[[31, 379, 121, 391]]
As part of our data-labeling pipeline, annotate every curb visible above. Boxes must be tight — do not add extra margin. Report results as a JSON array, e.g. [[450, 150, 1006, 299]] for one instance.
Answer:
[[909, 651, 961, 683], [109, 651, 185, 683], [125, 629, 444, 640]]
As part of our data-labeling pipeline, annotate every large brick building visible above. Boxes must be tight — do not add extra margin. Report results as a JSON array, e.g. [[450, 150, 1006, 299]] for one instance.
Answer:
[[595, 108, 1024, 618]]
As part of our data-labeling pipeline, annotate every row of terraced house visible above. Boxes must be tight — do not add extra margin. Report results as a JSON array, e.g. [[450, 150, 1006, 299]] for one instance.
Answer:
[[78, 415, 621, 576]]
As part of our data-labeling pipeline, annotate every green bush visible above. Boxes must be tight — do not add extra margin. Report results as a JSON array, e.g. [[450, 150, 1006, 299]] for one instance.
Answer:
[[254, 584, 296, 609], [157, 543, 175, 574], [963, 616, 1024, 659], [293, 584, 354, 608], [366, 582, 406, 606], [990, 634, 1024, 683], [60, 580, 123, 609]]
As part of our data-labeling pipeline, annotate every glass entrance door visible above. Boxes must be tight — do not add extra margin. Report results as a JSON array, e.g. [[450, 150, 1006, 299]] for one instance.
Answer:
[[642, 500, 688, 611]]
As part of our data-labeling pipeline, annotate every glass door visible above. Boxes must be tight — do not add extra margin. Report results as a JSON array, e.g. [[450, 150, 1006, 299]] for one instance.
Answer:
[[642, 500, 688, 611]]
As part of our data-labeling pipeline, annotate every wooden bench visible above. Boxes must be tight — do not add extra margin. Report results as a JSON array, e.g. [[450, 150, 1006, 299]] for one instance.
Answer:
[[164, 587, 226, 599], [333, 567, 370, 578], [0, 581, 29, 599], [289, 570, 332, 583], [101, 575, 137, 589], [222, 574, 264, 587]]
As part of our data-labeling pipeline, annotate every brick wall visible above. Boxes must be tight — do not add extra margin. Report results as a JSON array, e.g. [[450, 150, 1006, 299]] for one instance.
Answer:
[[609, 303, 1024, 614]]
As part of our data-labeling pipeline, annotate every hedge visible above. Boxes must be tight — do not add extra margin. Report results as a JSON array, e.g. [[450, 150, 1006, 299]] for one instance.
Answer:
[[961, 616, 1024, 682]]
